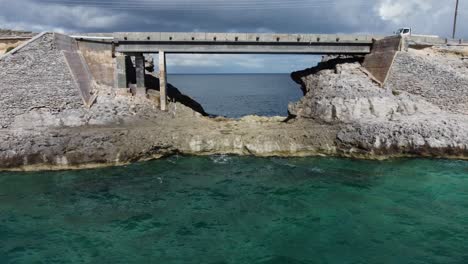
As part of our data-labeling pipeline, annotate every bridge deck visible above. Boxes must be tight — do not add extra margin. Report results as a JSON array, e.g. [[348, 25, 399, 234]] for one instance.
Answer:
[[111, 32, 384, 54]]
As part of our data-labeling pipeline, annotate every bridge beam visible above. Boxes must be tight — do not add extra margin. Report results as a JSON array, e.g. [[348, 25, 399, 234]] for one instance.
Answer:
[[116, 44, 371, 54], [159, 51, 167, 111]]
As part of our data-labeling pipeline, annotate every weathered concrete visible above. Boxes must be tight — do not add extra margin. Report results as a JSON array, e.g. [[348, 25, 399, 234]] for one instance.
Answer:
[[362, 36, 402, 84], [159, 51, 168, 111], [56, 33, 95, 106], [135, 54, 146, 89], [76, 40, 115, 87], [115, 32, 380, 43], [0, 33, 83, 129], [114, 32, 381, 54], [115, 55, 128, 90]]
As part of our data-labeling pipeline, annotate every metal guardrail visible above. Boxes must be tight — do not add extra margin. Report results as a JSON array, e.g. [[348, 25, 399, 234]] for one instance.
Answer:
[[445, 39, 468, 46]]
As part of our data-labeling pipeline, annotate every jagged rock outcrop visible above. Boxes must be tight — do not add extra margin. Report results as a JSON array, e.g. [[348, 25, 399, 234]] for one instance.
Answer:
[[337, 114, 468, 158], [386, 48, 468, 114], [0, 33, 466, 171], [289, 61, 441, 123], [0, 33, 338, 170], [290, 48, 468, 158]]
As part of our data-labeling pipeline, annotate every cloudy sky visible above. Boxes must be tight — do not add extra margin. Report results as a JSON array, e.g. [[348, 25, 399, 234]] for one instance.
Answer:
[[1, 0, 466, 73]]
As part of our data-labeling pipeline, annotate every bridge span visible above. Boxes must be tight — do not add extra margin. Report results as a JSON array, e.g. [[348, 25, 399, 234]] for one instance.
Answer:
[[72, 32, 410, 111], [112, 32, 383, 54]]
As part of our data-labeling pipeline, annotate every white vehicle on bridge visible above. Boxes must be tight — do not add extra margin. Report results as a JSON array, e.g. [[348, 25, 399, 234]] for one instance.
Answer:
[[396, 28, 412, 36], [396, 28, 440, 39]]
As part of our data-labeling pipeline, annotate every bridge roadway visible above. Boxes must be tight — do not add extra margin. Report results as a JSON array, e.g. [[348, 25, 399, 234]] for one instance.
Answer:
[[112, 32, 384, 54]]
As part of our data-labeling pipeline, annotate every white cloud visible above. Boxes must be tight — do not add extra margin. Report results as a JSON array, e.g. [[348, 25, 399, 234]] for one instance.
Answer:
[[0, 0, 127, 32], [2, 0, 467, 72], [378, 0, 431, 23]]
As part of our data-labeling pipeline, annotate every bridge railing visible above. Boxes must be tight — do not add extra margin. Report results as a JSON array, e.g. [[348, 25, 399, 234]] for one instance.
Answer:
[[113, 32, 384, 44]]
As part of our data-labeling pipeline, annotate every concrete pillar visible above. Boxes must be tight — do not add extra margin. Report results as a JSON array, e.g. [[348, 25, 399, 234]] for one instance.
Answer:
[[135, 54, 145, 88], [114, 55, 128, 90], [159, 51, 167, 111], [135, 54, 146, 97]]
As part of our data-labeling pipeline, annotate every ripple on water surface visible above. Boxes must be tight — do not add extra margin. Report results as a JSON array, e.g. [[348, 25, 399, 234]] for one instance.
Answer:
[[0, 157, 468, 263]]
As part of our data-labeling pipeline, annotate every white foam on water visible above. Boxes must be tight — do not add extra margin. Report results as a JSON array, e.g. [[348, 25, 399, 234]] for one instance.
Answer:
[[210, 155, 232, 164]]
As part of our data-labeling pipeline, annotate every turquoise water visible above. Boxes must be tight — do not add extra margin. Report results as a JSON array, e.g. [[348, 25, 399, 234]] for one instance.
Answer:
[[1, 156, 468, 263]]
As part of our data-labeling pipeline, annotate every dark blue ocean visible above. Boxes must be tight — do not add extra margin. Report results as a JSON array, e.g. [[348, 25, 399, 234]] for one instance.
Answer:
[[168, 74, 302, 117], [1, 74, 468, 264]]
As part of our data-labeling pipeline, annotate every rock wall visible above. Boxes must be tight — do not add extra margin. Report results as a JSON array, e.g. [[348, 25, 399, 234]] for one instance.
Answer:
[[0, 33, 172, 131], [0, 33, 467, 170], [289, 47, 468, 158], [288, 59, 437, 123], [0, 33, 82, 129], [337, 114, 468, 158], [385, 48, 468, 114]]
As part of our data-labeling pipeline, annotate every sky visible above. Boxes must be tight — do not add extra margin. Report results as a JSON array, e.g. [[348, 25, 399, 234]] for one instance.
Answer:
[[0, 0, 466, 73]]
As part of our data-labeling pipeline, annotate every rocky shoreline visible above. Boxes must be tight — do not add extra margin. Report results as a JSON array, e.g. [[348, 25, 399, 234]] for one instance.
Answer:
[[0, 33, 467, 171]]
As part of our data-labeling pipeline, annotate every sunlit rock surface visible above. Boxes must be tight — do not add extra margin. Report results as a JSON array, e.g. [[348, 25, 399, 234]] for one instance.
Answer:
[[0, 34, 467, 170]]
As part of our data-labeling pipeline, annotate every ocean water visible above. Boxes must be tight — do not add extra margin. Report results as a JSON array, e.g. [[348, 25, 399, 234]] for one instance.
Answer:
[[1, 156, 468, 263], [168, 74, 303, 117]]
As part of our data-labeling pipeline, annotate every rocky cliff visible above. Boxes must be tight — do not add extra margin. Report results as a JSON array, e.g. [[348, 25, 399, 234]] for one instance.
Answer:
[[289, 47, 468, 158], [0, 33, 466, 171]]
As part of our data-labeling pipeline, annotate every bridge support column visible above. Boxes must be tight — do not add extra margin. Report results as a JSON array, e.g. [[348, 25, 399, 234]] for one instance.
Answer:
[[135, 53, 146, 97], [114, 54, 128, 92], [159, 51, 167, 111]]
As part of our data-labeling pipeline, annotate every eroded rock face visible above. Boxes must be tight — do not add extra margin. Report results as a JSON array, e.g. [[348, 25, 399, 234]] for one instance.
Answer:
[[290, 49, 468, 158], [289, 61, 442, 123], [386, 48, 468, 115], [0, 32, 340, 170], [337, 115, 468, 158], [0, 33, 467, 171]]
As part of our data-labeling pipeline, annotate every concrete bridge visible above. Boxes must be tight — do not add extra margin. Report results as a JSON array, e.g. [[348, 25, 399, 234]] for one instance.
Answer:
[[112, 32, 383, 54], [77, 32, 383, 111], [71, 32, 447, 111]]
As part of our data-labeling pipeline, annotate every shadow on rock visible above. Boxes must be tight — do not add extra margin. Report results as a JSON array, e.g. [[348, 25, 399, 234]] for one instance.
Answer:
[[145, 73, 209, 116]]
